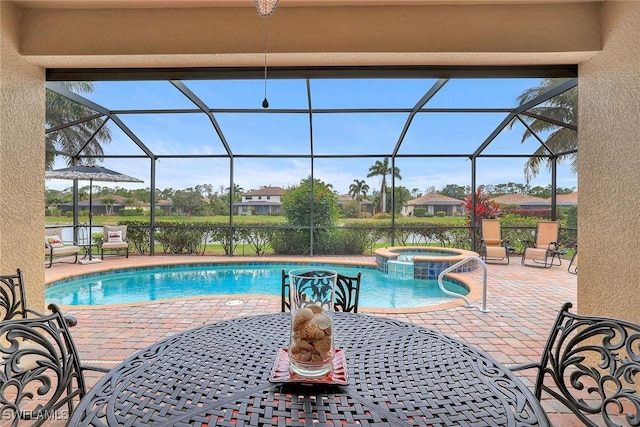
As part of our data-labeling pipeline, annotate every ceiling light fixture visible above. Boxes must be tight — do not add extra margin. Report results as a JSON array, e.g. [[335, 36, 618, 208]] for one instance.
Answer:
[[255, 0, 279, 109]]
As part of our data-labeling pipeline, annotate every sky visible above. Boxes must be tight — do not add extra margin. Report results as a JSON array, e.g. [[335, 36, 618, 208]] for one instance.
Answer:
[[46, 77, 578, 196]]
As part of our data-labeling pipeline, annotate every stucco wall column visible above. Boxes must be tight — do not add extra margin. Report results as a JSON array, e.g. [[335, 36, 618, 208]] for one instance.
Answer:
[[1, 1, 47, 310], [578, 1, 640, 323]]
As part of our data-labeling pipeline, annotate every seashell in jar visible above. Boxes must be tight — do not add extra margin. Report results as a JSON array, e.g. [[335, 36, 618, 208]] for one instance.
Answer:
[[293, 308, 314, 331], [310, 313, 331, 330], [311, 353, 329, 362], [307, 304, 323, 314], [291, 339, 314, 355], [296, 350, 312, 362], [313, 336, 332, 352], [299, 323, 325, 340]]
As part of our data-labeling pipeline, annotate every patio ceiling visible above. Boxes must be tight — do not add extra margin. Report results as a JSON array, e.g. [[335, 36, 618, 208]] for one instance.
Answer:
[[15, 0, 600, 9]]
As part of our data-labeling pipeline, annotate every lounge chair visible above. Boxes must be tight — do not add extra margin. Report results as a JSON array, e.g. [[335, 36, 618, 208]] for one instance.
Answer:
[[521, 221, 562, 268], [281, 269, 362, 313], [44, 227, 81, 268], [567, 244, 578, 274], [0, 304, 109, 426], [479, 219, 511, 264], [510, 302, 640, 426], [100, 224, 129, 259]]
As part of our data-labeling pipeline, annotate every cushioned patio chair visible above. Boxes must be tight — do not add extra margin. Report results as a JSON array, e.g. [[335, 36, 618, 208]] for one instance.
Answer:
[[100, 224, 129, 259], [568, 244, 578, 274], [521, 221, 562, 268], [479, 219, 511, 264], [44, 227, 80, 268], [281, 269, 362, 313], [1, 268, 77, 326], [0, 303, 109, 426], [510, 302, 640, 426]]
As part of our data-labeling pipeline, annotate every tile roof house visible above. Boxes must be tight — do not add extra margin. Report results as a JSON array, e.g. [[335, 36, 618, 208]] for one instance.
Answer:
[[402, 192, 464, 217], [234, 186, 285, 215], [550, 192, 578, 206], [57, 195, 127, 216], [337, 194, 374, 215], [489, 193, 550, 210]]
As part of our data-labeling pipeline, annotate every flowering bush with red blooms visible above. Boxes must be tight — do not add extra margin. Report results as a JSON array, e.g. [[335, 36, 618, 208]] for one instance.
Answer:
[[464, 187, 500, 226]]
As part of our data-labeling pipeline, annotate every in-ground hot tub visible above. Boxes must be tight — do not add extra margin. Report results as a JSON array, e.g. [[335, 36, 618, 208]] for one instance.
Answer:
[[375, 246, 479, 280]]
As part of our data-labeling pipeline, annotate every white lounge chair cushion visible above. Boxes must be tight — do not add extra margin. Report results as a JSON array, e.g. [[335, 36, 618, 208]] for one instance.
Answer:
[[44, 245, 81, 256]]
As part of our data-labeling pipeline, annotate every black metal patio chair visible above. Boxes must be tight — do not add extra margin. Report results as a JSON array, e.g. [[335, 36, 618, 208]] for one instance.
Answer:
[[281, 269, 362, 313], [510, 302, 640, 426], [0, 303, 109, 427], [568, 244, 578, 274], [1, 268, 77, 326]]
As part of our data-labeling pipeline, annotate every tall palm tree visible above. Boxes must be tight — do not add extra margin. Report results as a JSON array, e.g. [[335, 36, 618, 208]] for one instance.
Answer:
[[366, 157, 401, 213], [510, 78, 577, 182], [45, 82, 112, 170]]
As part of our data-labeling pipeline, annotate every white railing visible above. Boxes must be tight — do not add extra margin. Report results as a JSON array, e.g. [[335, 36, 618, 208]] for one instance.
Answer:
[[437, 256, 488, 313]]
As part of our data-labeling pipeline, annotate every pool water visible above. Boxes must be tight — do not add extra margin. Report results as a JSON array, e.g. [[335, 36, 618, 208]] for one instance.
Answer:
[[45, 264, 470, 309]]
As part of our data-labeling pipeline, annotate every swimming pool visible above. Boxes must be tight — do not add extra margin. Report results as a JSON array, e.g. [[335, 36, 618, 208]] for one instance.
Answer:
[[45, 263, 470, 309]]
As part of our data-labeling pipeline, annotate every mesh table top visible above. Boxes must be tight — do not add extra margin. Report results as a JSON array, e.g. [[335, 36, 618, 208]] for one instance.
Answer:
[[68, 312, 549, 427]]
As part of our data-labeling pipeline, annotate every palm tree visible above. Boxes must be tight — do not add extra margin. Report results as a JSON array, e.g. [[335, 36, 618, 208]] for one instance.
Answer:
[[510, 78, 577, 182], [348, 179, 369, 201], [225, 184, 244, 203], [348, 179, 369, 214], [366, 157, 401, 213], [46, 82, 112, 170], [101, 196, 116, 215]]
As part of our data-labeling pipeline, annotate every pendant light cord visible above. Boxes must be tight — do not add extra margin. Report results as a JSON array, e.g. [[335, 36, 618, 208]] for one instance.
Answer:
[[262, 15, 269, 108]]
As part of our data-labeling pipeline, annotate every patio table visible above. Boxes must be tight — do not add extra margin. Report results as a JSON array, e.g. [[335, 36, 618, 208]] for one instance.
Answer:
[[67, 312, 549, 426]]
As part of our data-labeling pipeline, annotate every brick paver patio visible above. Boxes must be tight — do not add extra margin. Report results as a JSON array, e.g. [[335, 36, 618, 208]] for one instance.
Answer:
[[41, 254, 581, 426]]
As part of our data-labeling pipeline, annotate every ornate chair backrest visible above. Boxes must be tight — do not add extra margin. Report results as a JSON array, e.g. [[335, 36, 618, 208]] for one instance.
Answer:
[[280, 269, 290, 312], [0, 304, 87, 426], [334, 272, 361, 313], [533, 302, 640, 426], [281, 270, 361, 313], [0, 269, 28, 321]]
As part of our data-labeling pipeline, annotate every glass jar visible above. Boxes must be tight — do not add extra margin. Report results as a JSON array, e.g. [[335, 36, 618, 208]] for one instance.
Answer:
[[288, 269, 337, 378]]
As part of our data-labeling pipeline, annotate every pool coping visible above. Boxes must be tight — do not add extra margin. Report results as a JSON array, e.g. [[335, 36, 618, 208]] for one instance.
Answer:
[[46, 255, 483, 314]]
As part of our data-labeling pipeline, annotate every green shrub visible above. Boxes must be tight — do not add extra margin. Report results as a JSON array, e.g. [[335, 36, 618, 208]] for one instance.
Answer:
[[121, 208, 144, 216], [499, 214, 539, 254], [117, 221, 150, 254], [373, 213, 390, 220], [414, 208, 426, 217], [436, 211, 446, 217], [92, 232, 103, 245], [236, 225, 274, 256], [271, 229, 311, 255], [155, 225, 203, 254], [282, 177, 338, 227]]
